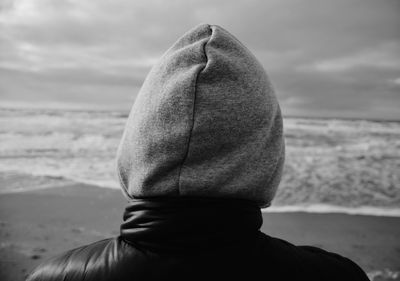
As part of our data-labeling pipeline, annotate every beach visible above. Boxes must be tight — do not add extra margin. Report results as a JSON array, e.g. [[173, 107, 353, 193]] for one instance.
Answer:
[[1, 184, 399, 281]]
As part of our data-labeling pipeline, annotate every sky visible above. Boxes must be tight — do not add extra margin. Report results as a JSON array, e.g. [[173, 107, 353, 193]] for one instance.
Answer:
[[0, 0, 399, 120]]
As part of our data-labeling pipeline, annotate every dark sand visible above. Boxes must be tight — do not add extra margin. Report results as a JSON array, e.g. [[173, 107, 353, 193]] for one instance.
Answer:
[[1, 185, 399, 281]]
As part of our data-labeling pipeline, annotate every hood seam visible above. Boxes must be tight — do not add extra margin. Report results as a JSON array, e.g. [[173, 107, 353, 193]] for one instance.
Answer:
[[177, 24, 212, 195]]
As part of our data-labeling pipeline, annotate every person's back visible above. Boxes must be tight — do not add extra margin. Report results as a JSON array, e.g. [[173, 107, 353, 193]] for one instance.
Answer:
[[27, 24, 369, 281]]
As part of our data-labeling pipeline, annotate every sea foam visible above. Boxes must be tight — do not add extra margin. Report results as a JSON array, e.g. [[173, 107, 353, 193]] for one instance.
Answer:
[[1, 108, 399, 217]]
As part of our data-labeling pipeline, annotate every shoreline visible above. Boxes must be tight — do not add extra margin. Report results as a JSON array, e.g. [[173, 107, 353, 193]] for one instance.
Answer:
[[265, 205, 400, 218], [1, 184, 399, 281], [2, 180, 400, 218]]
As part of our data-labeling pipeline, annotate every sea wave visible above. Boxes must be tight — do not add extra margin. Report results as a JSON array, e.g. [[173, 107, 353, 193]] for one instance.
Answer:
[[367, 269, 399, 281], [1, 108, 400, 217], [265, 204, 400, 217]]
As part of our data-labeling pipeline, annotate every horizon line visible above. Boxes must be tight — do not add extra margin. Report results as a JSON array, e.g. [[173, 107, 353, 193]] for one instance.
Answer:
[[0, 104, 399, 123]]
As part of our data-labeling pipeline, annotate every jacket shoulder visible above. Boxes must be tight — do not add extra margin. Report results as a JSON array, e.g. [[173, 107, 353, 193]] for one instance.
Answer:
[[258, 233, 369, 281], [26, 237, 127, 281], [298, 245, 370, 281]]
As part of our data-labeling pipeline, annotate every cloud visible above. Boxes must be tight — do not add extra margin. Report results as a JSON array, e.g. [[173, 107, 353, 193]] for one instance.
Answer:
[[0, 0, 399, 119], [303, 42, 400, 73]]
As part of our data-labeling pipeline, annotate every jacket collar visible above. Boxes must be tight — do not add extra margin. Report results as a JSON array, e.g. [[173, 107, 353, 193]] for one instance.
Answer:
[[120, 197, 262, 253]]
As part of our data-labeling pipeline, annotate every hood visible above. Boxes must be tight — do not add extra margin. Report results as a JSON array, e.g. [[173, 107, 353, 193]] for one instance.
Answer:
[[116, 24, 285, 207]]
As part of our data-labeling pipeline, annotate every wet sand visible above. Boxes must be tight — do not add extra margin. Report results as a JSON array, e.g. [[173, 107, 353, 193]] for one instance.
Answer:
[[1, 184, 399, 281]]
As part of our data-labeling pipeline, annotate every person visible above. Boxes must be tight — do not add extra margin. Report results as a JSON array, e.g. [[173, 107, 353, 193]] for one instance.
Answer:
[[27, 24, 369, 281]]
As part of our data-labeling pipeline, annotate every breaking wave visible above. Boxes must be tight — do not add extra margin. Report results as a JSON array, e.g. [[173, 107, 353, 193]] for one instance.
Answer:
[[1, 108, 399, 217]]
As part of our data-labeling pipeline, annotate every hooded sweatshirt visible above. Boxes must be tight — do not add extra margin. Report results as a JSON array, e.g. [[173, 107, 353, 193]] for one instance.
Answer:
[[27, 24, 369, 281], [116, 23, 285, 207]]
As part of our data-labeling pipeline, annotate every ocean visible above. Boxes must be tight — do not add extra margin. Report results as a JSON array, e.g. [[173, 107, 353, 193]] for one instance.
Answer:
[[1, 107, 399, 216]]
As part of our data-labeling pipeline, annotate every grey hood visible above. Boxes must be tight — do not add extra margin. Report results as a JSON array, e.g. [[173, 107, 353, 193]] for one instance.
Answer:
[[116, 24, 285, 207]]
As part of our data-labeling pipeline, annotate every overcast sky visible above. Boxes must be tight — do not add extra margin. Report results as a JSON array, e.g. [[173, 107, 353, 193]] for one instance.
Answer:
[[0, 0, 399, 119]]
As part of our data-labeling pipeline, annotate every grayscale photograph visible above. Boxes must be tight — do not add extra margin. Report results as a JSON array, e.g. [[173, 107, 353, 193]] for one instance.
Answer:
[[0, 0, 399, 280]]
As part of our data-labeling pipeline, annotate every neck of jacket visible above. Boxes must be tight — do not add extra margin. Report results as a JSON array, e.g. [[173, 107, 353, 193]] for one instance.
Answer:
[[120, 197, 263, 253]]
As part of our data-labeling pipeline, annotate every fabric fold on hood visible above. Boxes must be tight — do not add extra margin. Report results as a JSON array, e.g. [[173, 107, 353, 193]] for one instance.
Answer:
[[116, 23, 285, 207]]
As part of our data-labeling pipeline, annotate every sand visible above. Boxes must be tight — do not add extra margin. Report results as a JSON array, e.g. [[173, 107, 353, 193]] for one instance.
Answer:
[[1, 185, 399, 281]]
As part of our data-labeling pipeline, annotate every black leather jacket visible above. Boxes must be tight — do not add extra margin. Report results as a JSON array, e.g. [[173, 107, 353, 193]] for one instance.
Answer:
[[27, 198, 369, 281]]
